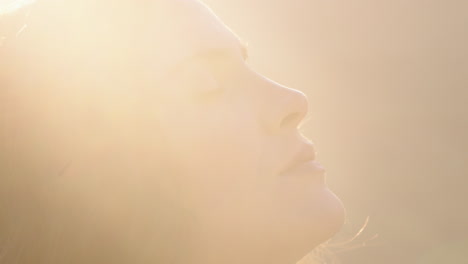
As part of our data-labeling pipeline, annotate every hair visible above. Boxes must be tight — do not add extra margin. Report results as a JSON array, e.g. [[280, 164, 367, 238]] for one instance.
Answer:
[[0, 1, 195, 263]]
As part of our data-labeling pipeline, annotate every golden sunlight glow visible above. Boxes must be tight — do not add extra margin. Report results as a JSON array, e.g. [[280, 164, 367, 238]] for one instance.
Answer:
[[0, 0, 35, 15], [1, 0, 467, 264]]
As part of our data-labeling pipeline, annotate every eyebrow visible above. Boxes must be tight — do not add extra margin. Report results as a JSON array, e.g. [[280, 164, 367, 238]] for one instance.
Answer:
[[187, 39, 249, 65], [156, 41, 248, 84], [163, 38, 250, 77]]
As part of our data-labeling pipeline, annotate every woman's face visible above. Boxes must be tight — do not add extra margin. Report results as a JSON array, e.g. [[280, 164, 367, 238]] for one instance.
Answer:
[[1, 1, 343, 264], [130, 1, 345, 264]]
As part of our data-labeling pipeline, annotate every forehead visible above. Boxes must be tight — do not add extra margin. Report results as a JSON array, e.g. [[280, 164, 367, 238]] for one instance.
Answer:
[[143, 0, 244, 78]]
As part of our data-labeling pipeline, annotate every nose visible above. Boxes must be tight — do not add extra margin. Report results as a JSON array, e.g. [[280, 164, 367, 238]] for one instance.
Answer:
[[259, 77, 309, 133]]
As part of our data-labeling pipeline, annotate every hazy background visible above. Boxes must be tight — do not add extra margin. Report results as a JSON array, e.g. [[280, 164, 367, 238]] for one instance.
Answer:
[[203, 0, 468, 263]]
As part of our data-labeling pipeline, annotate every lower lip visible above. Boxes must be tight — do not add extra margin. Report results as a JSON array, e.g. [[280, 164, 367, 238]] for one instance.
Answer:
[[282, 161, 326, 183]]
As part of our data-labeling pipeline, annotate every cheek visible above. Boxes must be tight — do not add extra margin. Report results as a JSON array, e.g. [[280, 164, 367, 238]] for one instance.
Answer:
[[157, 103, 264, 210]]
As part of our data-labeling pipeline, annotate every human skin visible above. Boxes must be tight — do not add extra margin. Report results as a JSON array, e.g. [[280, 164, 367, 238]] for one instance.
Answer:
[[140, 1, 346, 264], [0, 1, 345, 264]]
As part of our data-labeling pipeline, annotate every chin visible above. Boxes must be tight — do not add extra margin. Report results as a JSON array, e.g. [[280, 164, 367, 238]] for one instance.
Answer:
[[282, 187, 346, 264], [312, 187, 346, 242]]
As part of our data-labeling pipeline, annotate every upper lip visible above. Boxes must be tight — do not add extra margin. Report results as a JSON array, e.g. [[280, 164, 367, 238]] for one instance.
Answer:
[[281, 142, 317, 174]]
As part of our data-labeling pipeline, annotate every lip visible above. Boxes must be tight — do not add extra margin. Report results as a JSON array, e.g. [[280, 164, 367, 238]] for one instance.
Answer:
[[281, 160, 326, 181], [280, 142, 326, 181]]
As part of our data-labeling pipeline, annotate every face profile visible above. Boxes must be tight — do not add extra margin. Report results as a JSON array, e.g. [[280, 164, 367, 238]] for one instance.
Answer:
[[0, 1, 345, 264]]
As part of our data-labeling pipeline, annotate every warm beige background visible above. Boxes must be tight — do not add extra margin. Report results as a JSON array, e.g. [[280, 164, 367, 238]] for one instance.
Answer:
[[203, 0, 468, 263]]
